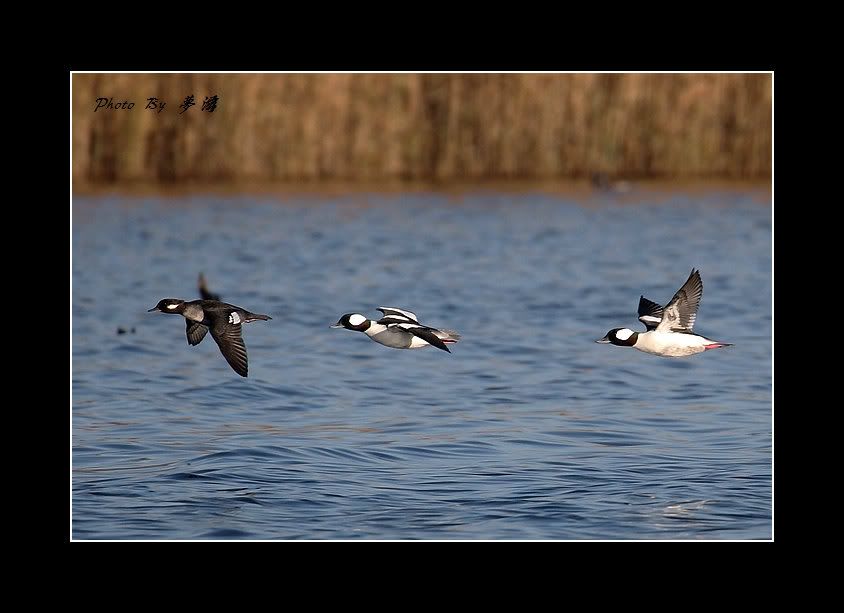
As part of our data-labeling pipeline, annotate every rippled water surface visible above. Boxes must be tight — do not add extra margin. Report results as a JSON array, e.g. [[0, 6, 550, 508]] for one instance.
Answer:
[[72, 189, 772, 539]]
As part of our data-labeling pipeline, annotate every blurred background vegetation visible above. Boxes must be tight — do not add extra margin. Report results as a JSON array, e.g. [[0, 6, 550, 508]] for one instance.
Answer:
[[72, 73, 771, 188]]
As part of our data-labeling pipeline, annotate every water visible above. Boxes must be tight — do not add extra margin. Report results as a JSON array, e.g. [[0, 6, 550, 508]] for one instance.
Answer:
[[72, 188, 772, 539]]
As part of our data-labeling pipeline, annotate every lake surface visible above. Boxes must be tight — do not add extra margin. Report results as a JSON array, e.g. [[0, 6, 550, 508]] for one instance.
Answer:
[[71, 188, 772, 540]]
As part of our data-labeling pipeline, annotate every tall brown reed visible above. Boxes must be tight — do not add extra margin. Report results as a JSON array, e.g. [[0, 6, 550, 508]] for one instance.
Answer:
[[72, 73, 772, 186]]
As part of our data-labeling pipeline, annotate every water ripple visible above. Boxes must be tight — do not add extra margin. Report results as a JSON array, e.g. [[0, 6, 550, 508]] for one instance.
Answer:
[[73, 192, 772, 540]]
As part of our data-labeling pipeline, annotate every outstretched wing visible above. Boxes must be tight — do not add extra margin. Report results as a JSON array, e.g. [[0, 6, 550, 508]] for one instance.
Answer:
[[209, 319, 249, 377], [186, 320, 209, 345], [655, 269, 704, 333], [637, 296, 664, 331], [394, 322, 451, 353], [377, 315, 415, 326], [198, 272, 221, 302], [376, 307, 419, 323]]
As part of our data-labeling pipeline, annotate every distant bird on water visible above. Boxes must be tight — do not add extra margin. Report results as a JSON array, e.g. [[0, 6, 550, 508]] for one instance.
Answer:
[[198, 272, 221, 301], [148, 298, 271, 377], [596, 269, 733, 357], [590, 172, 632, 194], [331, 307, 460, 353]]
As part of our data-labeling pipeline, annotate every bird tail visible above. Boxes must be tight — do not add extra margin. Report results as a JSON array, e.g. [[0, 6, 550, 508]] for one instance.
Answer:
[[435, 329, 461, 343], [704, 342, 733, 350]]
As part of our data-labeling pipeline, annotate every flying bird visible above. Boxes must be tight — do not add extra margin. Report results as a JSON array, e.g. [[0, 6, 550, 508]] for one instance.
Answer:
[[331, 307, 460, 353], [596, 269, 732, 357], [148, 298, 271, 376]]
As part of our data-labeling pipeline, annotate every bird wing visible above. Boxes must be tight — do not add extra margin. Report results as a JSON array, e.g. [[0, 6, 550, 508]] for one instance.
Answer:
[[377, 315, 414, 326], [186, 320, 209, 346], [376, 307, 419, 323], [198, 273, 221, 302], [209, 318, 249, 377], [655, 269, 704, 333], [394, 322, 451, 353], [637, 295, 664, 331]]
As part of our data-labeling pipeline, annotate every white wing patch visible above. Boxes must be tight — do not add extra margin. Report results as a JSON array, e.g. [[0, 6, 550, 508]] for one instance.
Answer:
[[616, 328, 634, 341], [378, 307, 418, 321], [349, 313, 367, 326], [228, 312, 241, 324], [396, 322, 422, 330], [656, 306, 681, 332], [640, 315, 661, 324], [166, 303, 179, 310]]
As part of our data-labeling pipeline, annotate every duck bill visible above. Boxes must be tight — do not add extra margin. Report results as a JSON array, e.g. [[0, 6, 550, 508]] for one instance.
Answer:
[[148, 306, 161, 312], [595, 335, 611, 344], [330, 322, 343, 329]]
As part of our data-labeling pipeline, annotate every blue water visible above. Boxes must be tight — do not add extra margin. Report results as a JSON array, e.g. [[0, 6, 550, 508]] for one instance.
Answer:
[[72, 189, 772, 539]]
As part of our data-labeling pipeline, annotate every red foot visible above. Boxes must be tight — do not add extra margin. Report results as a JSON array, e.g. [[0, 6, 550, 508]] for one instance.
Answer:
[[442, 339, 457, 344], [704, 343, 731, 350]]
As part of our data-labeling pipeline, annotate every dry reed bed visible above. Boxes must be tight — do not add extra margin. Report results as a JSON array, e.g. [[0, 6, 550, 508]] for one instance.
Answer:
[[72, 74, 772, 185]]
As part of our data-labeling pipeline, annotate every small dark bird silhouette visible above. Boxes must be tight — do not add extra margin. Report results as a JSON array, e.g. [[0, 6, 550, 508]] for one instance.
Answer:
[[590, 172, 632, 194]]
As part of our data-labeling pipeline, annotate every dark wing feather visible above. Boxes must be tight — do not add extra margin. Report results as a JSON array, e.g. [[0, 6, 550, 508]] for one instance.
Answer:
[[377, 316, 414, 326], [376, 307, 419, 324], [637, 295, 664, 331], [209, 319, 249, 377], [402, 325, 451, 353], [656, 269, 704, 333], [186, 320, 209, 346], [198, 273, 221, 302]]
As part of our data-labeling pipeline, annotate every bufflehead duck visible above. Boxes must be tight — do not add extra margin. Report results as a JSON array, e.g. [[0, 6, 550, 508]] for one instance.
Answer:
[[596, 269, 733, 357], [198, 272, 221, 301], [331, 307, 461, 353], [148, 299, 271, 377]]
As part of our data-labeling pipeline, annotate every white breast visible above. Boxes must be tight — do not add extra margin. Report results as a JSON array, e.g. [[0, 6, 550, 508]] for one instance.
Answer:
[[364, 323, 388, 337], [634, 331, 710, 357]]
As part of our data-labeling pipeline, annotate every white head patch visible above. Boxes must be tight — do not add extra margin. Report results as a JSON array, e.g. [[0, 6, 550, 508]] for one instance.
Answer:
[[616, 328, 634, 341], [349, 314, 367, 326], [228, 312, 241, 324], [166, 303, 179, 310]]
